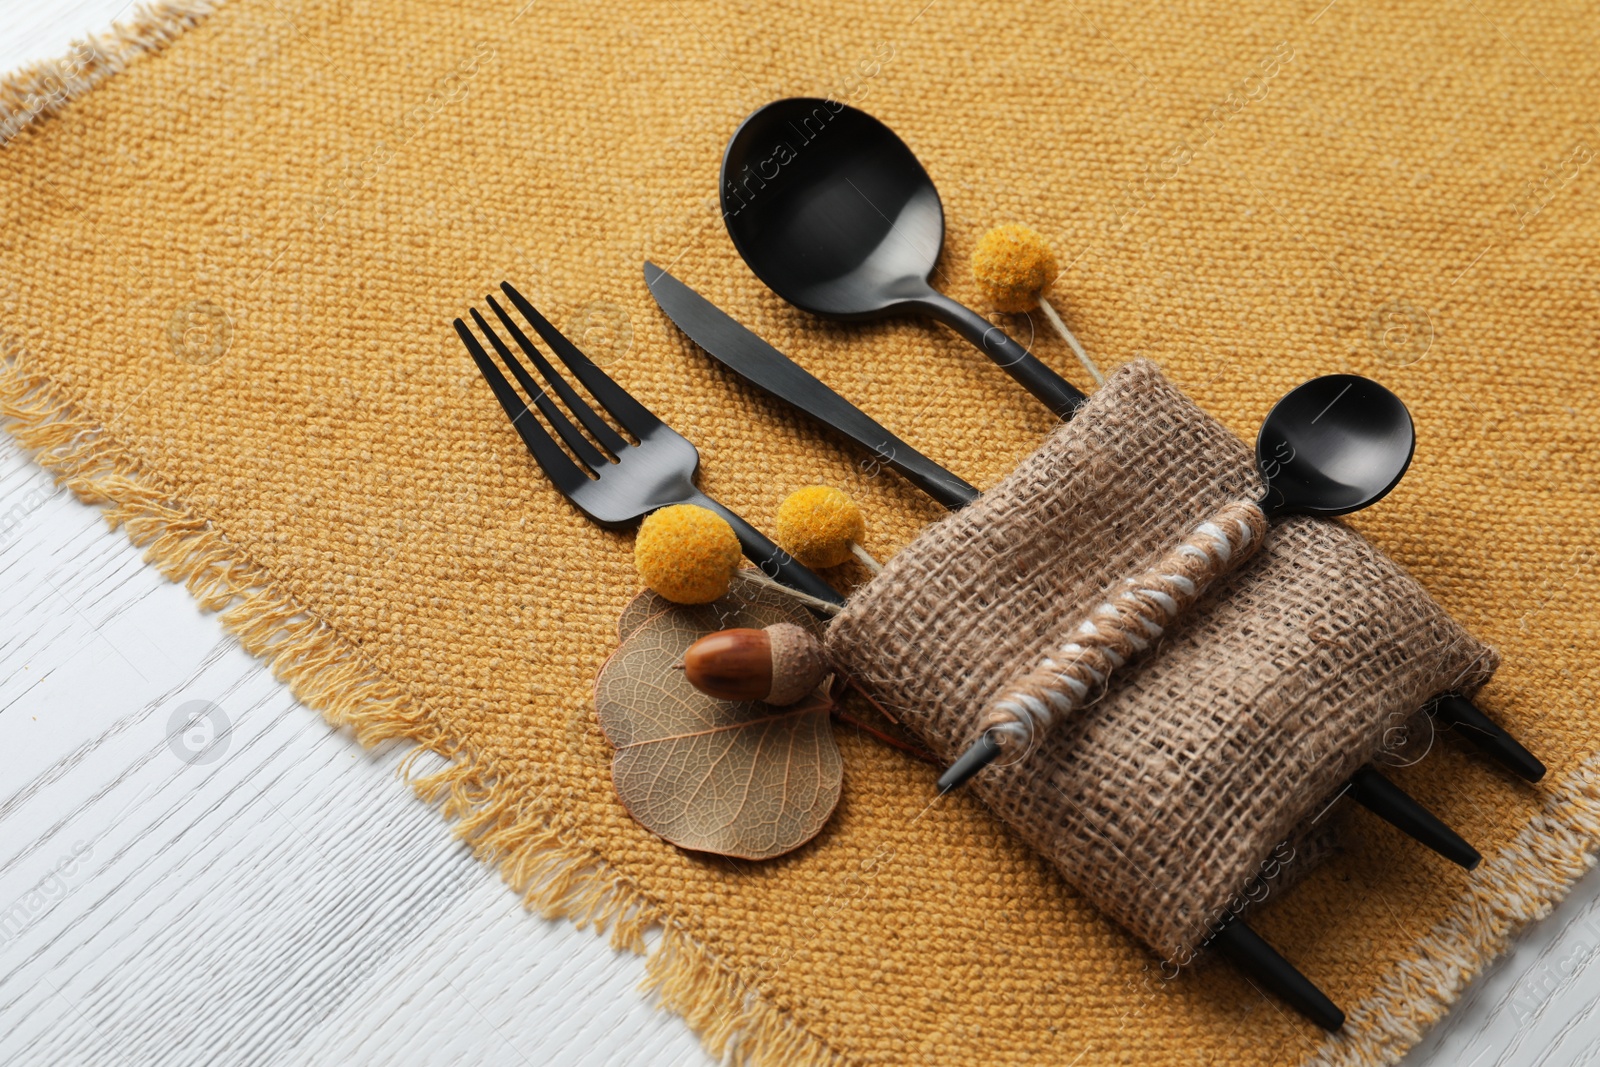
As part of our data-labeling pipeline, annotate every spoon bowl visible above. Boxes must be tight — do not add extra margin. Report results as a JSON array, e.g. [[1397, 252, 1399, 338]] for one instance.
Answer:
[[721, 98, 1086, 418], [1256, 374, 1415, 517], [721, 98, 942, 319]]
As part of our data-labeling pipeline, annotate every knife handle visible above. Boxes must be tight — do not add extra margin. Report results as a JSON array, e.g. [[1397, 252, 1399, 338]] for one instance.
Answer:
[[859, 441, 980, 510]]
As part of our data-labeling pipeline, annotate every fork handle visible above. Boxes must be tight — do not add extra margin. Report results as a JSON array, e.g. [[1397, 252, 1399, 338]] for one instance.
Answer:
[[687, 493, 847, 608]]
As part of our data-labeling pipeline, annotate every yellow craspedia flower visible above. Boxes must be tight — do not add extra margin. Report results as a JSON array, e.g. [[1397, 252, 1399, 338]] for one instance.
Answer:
[[971, 224, 1058, 312], [775, 486, 866, 569], [634, 504, 742, 604]]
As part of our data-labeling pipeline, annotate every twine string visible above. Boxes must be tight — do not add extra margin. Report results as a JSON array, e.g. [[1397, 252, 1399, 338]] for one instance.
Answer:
[[977, 499, 1271, 747]]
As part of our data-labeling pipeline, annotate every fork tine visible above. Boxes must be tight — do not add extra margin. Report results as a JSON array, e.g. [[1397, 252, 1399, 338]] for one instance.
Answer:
[[483, 295, 630, 457], [500, 281, 663, 439], [455, 317, 586, 495], [471, 307, 612, 474]]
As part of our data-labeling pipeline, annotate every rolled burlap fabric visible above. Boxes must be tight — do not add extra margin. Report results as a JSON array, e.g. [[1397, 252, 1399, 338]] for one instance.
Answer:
[[825, 360, 1498, 963]]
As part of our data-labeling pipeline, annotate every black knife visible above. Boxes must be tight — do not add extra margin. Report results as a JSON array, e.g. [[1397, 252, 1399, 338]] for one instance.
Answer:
[[644, 262, 980, 510]]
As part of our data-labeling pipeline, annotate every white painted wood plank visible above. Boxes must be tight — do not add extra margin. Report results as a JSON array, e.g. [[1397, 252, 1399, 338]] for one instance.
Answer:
[[2, 5, 1597, 1066], [0, 429, 711, 1066]]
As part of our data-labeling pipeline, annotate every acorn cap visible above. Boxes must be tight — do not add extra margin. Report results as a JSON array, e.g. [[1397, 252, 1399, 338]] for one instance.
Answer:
[[763, 623, 828, 706]]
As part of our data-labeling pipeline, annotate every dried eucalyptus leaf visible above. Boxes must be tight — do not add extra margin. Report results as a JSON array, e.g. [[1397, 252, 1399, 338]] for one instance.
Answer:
[[616, 576, 820, 643], [598, 584, 838, 860], [617, 589, 677, 643]]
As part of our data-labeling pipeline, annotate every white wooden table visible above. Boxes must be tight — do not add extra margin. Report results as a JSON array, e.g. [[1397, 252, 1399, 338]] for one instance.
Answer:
[[2, 6, 1597, 1065]]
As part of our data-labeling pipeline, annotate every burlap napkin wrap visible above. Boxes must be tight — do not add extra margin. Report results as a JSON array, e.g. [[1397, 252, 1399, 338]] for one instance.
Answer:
[[825, 360, 1499, 962]]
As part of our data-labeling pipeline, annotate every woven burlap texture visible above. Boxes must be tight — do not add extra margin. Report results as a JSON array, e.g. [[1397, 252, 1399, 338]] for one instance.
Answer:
[[827, 360, 1498, 961], [3, 1, 1599, 1065]]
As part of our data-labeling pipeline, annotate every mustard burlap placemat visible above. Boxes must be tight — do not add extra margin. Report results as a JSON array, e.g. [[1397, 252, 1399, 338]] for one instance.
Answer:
[[2, 1, 1597, 1063]]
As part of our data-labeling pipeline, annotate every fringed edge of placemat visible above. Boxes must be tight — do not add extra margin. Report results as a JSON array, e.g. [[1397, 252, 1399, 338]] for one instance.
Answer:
[[0, 340, 844, 1067], [1302, 755, 1600, 1066], [0, 9, 848, 1059], [0, 0, 219, 146]]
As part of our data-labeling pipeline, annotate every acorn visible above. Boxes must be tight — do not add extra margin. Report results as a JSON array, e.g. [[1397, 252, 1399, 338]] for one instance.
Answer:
[[682, 623, 829, 706]]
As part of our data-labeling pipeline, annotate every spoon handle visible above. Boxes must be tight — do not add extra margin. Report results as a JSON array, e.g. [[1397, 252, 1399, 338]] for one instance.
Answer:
[[1346, 765, 1481, 869], [915, 291, 1086, 419]]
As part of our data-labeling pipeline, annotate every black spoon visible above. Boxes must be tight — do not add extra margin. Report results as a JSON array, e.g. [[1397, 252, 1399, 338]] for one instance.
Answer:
[[941, 375, 1482, 868], [1267, 382, 1543, 780], [720, 98, 1087, 420], [1253, 373, 1414, 519]]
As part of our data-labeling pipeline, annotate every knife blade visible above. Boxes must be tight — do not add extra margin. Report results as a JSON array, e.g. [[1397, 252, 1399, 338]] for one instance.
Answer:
[[644, 262, 979, 510]]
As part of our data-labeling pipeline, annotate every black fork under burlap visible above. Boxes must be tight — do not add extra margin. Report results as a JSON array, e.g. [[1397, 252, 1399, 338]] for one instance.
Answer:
[[455, 281, 845, 608]]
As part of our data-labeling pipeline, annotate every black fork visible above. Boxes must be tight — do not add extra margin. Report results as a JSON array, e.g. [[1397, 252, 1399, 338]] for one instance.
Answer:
[[456, 281, 845, 608]]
